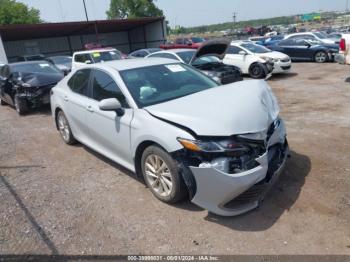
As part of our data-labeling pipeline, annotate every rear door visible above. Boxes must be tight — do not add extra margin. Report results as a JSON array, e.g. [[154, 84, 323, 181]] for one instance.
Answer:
[[85, 69, 134, 167], [64, 69, 92, 143], [276, 39, 305, 60]]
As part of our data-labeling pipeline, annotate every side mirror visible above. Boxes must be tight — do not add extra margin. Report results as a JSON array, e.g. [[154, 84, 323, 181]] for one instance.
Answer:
[[98, 98, 124, 116], [85, 60, 92, 64], [239, 50, 247, 56]]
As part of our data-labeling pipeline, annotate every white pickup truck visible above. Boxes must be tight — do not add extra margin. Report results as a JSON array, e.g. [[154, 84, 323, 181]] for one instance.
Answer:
[[71, 48, 122, 70], [335, 34, 350, 64]]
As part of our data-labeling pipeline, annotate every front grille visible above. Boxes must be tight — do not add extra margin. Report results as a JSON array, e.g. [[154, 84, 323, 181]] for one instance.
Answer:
[[223, 141, 287, 210], [223, 183, 267, 209]]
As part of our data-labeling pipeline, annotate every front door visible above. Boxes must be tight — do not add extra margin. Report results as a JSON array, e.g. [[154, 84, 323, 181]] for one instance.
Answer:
[[85, 69, 134, 168], [223, 46, 249, 73]]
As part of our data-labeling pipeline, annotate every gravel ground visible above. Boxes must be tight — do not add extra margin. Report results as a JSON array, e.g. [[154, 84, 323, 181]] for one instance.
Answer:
[[0, 63, 350, 256]]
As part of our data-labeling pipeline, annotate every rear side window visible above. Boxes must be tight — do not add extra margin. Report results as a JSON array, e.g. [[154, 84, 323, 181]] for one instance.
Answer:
[[279, 39, 295, 46], [68, 69, 91, 96], [91, 69, 128, 107], [74, 54, 91, 63]]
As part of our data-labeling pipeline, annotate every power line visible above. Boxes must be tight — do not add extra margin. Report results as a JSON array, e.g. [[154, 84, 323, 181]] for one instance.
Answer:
[[58, 0, 65, 22], [233, 12, 237, 31], [82, 0, 89, 21]]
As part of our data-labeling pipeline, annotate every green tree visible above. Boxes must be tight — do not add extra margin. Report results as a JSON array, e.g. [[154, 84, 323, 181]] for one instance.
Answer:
[[106, 0, 163, 19], [0, 0, 41, 25]]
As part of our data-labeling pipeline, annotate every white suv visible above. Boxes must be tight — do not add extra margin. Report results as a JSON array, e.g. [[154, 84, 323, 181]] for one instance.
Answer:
[[72, 48, 122, 70], [223, 41, 291, 78]]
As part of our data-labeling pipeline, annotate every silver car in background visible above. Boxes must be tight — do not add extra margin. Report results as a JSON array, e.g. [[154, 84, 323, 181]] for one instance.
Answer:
[[50, 58, 288, 216]]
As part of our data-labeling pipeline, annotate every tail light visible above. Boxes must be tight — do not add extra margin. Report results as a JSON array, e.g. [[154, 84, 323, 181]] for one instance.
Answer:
[[340, 38, 346, 51]]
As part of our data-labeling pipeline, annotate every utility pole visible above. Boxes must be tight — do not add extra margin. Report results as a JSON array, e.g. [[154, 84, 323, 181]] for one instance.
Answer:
[[83, 0, 89, 21], [232, 12, 237, 33]]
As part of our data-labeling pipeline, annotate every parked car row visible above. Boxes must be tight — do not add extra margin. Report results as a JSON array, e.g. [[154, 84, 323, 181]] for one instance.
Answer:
[[255, 32, 340, 63], [0, 37, 290, 217], [0, 61, 64, 114]]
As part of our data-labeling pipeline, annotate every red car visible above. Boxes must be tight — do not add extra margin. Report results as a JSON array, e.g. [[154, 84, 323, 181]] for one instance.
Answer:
[[160, 37, 205, 50]]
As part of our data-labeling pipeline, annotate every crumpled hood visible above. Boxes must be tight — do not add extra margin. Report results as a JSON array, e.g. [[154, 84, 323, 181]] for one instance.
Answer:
[[20, 72, 64, 87], [145, 80, 280, 136], [190, 39, 230, 64]]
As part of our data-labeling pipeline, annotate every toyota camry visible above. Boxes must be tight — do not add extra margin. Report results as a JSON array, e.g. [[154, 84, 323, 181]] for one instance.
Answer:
[[50, 58, 288, 216]]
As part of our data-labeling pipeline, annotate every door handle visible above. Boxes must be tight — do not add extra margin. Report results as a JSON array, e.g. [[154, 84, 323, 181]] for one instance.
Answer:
[[63, 96, 69, 102], [86, 105, 94, 112]]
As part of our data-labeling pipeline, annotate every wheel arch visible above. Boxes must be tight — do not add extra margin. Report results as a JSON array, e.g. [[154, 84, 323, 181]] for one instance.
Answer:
[[54, 107, 62, 130], [133, 140, 169, 180]]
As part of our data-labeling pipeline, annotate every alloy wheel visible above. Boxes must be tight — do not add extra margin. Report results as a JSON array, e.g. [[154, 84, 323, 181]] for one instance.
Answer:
[[315, 52, 327, 63], [57, 112, 70, 142], [144, 154, 173, 197]]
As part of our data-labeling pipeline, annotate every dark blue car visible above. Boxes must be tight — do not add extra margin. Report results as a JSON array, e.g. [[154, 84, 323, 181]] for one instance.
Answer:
[[256, 35, 285, 46], [267, 38, 339, 63]]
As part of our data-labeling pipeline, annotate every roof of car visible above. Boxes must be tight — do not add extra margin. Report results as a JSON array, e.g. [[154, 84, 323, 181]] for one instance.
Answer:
[[48, 55, 72, 58], [86, 58, 178, 71], [154, 49, 195, 54], [231, 40, 252, 45], [9, 60, 51, 66], [73, 48, 116, 55], [286, 32, 314, 38]]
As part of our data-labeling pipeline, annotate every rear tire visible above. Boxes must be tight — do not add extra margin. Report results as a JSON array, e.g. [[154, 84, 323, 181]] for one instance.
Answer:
[[249, 63, 266, 79], [56, 110, 77, 145], [314, 51, 328, 63], [14, 95, 28, 115], [141, 145, 187, 203]]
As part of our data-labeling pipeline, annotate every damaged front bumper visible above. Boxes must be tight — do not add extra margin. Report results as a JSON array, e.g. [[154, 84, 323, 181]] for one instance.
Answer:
[[189, 119, 288, 216], [17, 84, 55, 107]]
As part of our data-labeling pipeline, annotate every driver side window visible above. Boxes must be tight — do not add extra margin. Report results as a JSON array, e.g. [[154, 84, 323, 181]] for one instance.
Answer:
[[91, 69, 128, 107], [227, 46, 243, 54]]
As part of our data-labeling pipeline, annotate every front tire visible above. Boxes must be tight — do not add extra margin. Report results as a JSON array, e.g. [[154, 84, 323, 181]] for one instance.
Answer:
[[56, 110, 77, 145], [141, 145, 187, 203], [0, 98, 6, 106], [314, 51, 328, 63], [249, 63, 266, 79], [14, 95, 28, 115]]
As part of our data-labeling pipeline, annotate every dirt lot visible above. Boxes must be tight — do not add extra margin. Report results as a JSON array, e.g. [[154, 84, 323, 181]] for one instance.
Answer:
[[0, 63, 350, 256]]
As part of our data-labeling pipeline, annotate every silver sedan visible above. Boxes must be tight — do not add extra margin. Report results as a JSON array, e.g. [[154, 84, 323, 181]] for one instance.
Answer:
[[50, 58, 288, 216]]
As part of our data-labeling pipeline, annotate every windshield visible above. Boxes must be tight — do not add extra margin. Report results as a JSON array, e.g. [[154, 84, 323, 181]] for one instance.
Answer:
[[177, 51, 196, 64], [192, 56, 220, 66], [314, 32, 326, 39], [240, 43, 270, 53], [49, 56, 71, 64], [191, 37, 205, 43], [11, 62, 62, 74], [120, 63, 218, 107], [91, 50, 121, 63]]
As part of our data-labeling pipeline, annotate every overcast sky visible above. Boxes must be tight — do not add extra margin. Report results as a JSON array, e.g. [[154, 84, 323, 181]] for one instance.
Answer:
[[20, 0, 348, 28]]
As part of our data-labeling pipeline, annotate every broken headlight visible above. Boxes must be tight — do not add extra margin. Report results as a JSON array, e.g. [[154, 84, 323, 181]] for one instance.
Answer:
[[177, 137, 250, 155]]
